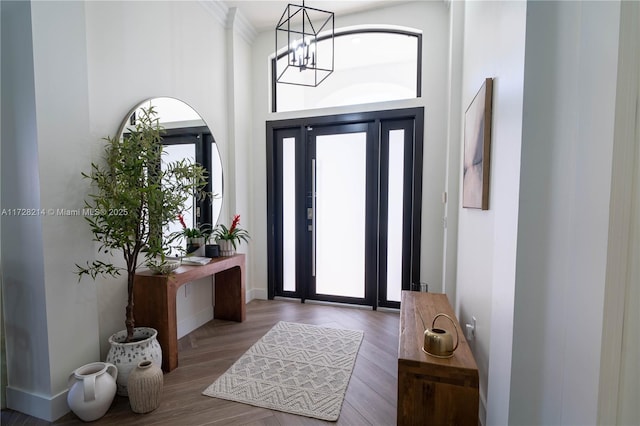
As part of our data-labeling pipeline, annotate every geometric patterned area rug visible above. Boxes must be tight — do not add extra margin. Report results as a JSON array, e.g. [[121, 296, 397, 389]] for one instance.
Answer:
[[202, 321, 364, 421]]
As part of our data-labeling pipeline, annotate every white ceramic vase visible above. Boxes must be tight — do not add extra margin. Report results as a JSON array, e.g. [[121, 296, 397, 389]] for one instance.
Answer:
[[218, 239, 236, 256], [106, 327, 162, 396], [67, 362, 117, 422]]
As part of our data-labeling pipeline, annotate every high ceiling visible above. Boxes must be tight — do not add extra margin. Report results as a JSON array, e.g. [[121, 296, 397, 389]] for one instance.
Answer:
[[222, 1, 414, 32]]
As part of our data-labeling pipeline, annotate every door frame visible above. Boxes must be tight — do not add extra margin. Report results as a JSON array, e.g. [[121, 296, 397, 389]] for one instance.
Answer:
[[266, 107, 424, 309], [161, 126, 214, 227]]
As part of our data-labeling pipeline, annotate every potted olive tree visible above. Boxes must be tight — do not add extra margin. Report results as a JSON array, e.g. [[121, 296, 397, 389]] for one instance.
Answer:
[[76, 106, 208, 394]]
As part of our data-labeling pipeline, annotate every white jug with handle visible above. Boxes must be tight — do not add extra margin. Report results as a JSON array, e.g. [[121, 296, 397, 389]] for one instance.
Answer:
[[67, 362, 118, 421]]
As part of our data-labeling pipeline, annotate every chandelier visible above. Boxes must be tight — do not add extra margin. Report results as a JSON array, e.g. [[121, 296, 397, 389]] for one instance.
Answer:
[[275, 0, 334, 87]]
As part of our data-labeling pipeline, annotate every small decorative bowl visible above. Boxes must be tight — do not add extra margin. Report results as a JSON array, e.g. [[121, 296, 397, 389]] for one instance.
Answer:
[[147, 260, 180, 275]]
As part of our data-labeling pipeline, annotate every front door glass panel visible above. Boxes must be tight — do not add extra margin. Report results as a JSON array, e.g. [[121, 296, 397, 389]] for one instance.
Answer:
[[314, 132, 367, 299]]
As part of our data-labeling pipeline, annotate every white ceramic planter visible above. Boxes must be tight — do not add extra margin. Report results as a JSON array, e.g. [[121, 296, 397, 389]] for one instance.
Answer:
[[106, 327, 162, 396], [218, 239, 236, 256]]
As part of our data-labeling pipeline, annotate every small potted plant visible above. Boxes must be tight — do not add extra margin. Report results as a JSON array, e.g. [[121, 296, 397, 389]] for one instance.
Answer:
[[177, 213, 211, 256], [212, 214, 250, 256]]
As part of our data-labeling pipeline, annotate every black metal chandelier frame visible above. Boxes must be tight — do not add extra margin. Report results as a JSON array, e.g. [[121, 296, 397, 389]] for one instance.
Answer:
[[275, 1, 334, 87]]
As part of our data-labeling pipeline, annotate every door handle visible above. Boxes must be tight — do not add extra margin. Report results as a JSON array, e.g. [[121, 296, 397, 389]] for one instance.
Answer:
[[311, 158, 316, 277]]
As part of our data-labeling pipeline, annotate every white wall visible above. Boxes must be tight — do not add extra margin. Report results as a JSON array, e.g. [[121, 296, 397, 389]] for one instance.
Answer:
[[1, 0, 243, 420], [615, 65, 640, 424], [598, 2, 640, 424], [1, 0, 58, 419], [454, 2, 527, 424], [249, 1, 451, 298], [82, 0, 232, 358], [30, 0, 102, 419], [442, 0, 464, 304], [1, 1, 102, 420], [224, 7, 257, 299], [176, 278, 214, 339], [511, 1, 622, 424], [456, 2, 635, 424], [617, 73, 639, 423]]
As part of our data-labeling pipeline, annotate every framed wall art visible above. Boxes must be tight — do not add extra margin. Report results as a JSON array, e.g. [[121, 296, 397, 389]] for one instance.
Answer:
[[463, 77, 493, 210]]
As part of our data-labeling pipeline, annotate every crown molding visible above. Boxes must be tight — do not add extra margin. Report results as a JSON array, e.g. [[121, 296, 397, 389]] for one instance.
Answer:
[[198, 1, 257, 44], [227, 7, 257, 44], [198, 0, 229, 28]]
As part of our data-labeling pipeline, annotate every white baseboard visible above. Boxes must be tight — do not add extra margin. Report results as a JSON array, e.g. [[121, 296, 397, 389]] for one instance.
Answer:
[[177, 306, 214, 339], [247, 288, 268, 302], [6, 385, 69, 421]]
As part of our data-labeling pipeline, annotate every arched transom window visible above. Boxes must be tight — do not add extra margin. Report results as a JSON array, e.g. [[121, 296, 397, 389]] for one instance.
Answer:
[[272, 27, 422, 112]]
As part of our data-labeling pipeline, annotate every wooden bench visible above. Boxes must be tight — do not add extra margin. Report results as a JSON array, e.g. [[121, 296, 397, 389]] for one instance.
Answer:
[[398, 290, 479, 425]]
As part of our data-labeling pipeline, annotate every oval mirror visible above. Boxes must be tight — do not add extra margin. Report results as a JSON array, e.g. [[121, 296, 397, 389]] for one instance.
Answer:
[[119, 97, 223, 254]]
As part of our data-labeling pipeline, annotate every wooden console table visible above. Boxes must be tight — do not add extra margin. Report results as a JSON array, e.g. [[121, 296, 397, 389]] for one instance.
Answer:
[[133, 254, 246, 372], [398, 291, 479, 425]]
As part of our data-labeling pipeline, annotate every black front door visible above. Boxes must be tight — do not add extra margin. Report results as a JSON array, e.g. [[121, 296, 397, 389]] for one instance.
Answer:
[[267, 108, 423, 309]]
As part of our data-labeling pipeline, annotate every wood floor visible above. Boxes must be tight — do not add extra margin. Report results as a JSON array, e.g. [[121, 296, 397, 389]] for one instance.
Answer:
[[2, 299, 400, 425]]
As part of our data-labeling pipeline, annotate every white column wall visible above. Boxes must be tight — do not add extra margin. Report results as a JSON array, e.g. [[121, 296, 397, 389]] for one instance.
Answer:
[[31, 0, 100, 419], [442, 0, 465, 304], [454, 2, 527, 424], [225, 8, 256, 299], [598, 2, 640, 424], [1, 0, 54, 419], [511, 1, 622, 424], [616, 68, 640, 424]]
